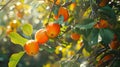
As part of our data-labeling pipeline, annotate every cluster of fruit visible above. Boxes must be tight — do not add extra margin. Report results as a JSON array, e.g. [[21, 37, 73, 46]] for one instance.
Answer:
[[24, 1, 81, 56], [24, 23, 60, 56]]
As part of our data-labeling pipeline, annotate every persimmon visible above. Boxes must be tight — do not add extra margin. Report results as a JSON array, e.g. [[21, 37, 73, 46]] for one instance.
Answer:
[[109, 40, 120, 50], [9, 20, 21, 28], [35, 29, 49, 44], [109, 34, 120, 49], [94, 19, 109, 28], [98, 0, 110, 7], [24, 40, 39, 56], [46, 23, 60, 38], [50, 0, 60, 5], [54, 7, 69, 22], [97, 54, 114, 67], [71, 33, 80, 41]]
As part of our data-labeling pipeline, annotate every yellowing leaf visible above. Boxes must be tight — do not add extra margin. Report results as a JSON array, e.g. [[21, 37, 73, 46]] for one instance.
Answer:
[[20, 0, 24, 3], [8, 51, 25, 67], [43, 62, 51, 67], [8, 32, 28, 47], [21, 23, 33, 36], [69, 2, 76, 11], [83, 7, 91, 18], [82, 48, 90, 57]]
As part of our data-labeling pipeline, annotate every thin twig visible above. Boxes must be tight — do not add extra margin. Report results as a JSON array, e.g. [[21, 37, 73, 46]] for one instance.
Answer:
[[46, 0, 57, 25], [0, 0, 13, 11]]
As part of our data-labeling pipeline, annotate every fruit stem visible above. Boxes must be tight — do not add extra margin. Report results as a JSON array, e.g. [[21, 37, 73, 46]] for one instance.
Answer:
[[46, 0, 56, 26], [62, 1, 72, 7]]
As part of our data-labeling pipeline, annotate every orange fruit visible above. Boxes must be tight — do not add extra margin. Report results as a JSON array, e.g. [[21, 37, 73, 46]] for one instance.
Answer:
[[9, 20, 21, 28], [54, 7, 69, 22], [109, 40, 120, 49], [94, 19, 109, 28], [97, 54, 113, 67], [24, 40, 39, 56], [50, 0, 60, 5], [46, 23, 60, 38], [98, 0, 109, 7], [113, 34, 117, 40], [35, 29, 49, 44], [71, 33, 80, 41]]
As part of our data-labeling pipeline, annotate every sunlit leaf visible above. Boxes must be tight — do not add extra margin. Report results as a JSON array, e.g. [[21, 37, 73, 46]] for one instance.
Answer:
[[8, 51, 25, 67], [21, 23, 33, 36], [20, 0, 24, 3], [8, 32, 28, 47]]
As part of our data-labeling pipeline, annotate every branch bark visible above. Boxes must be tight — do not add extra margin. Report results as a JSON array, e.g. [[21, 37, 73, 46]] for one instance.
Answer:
[[0, 0, 13, 11]]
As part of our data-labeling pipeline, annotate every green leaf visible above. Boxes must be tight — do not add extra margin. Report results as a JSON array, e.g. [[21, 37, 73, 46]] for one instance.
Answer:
[[53, 6, 59, 15], [98, 6, 117, 24], [8, 32, 28, 47], [75, 28, 92, 39], [83, 39, 92, 52], [61, 61, 80, 67], [75, 19, 95, 29], [8, 51, 25, 67], [88, 28, 99, 45], [57, 16, 64, 24], [100, 29, 114, 45], [41, 45, 55, 53], [21, 23, 33, 36], [72, 0, 75, 2]]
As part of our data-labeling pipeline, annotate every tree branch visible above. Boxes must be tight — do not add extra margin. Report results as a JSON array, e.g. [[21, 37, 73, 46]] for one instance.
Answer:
[[0, 0, 13, 11]]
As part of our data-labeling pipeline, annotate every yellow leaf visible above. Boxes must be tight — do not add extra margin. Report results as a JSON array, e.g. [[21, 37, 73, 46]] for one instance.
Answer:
[[20, 0, 24, 3], [82, 48, 90, 57], [43, 62, 51, 67], [83, 7, 91, 18]]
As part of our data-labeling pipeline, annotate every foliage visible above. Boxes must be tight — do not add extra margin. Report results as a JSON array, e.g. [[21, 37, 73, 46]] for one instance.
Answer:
[[0, 0, 120, 67]]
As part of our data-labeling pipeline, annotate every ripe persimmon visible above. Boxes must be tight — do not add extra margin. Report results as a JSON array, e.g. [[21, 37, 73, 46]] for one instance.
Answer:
[[71, 33, 80, 41], [35, 29, 49, 44], [94, 19, 109, 28], [24, 40, 39, 56], [109, 40, 120, 50], [97, 54, 113, 67], [98, 0, 109, 7], [109, 34, 120, 49], [46, 23, 60, 38], [50, 0, 60, 5], [54, 7, 69, 22]]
